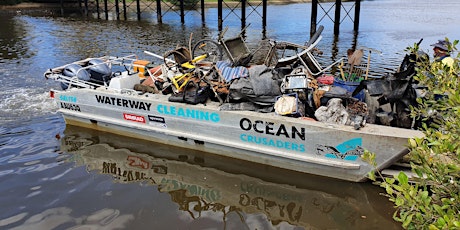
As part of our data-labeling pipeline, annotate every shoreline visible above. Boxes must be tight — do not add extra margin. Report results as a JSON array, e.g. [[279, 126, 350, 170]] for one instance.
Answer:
[[1, 1, 312, 11]]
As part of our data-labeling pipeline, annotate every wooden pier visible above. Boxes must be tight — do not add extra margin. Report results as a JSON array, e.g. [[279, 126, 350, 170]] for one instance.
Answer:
[[31, 0, 362, 35]]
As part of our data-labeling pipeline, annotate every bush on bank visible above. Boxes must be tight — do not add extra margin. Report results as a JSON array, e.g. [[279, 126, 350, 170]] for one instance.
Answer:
[[0, 0, 25, 5], [364, 38, 460, 229]]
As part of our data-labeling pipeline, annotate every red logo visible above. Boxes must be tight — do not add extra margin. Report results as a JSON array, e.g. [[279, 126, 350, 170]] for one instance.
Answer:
[[127, 156, 150, 169], [123, 113, 145, 123]]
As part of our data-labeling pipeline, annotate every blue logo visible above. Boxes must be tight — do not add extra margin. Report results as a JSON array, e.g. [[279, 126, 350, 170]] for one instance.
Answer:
[[315, 138, 364, 161], [59, 95, 77, 103]]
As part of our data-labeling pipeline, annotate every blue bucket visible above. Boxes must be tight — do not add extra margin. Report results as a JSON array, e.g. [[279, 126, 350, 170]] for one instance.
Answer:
[[333, 78, 365, 101]]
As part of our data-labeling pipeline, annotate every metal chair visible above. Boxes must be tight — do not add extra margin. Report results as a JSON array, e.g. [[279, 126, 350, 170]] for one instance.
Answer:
[[221, 33, 253, 67], [264, 25, 343, 77]]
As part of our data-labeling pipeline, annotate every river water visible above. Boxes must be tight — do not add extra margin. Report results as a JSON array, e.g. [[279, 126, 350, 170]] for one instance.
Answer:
[[0, 0, 459, 229]]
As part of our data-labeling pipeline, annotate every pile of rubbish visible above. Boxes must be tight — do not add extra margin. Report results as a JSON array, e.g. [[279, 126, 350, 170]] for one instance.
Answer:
[[132, 42, 372, 130], [53, 26, 430, 130]]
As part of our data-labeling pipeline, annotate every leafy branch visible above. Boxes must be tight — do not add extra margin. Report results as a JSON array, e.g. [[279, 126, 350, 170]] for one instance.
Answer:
[[363, 38, 460, 230]]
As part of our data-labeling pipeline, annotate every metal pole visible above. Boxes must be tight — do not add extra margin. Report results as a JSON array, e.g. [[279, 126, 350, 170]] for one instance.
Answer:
[[334, 0, 341, 35], [354, 0, 361, 32], [218, 0, 222, 31], [156, 0, 162, 23], [262, 0, 267, 38], [115, 0, 120, 20], [310, 0, 318, 36], [123, 0, 127, 20], [104, 0, 108, 20], [241, 0, 246, 31], [201, 0, 205, 23], [180, 0, 185, 24], [96, 0, 100, 19], [84, 0, 88, 16], [136, 0, 141, 20]]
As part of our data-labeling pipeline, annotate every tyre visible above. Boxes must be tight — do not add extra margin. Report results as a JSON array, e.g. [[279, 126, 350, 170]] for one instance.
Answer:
[[192, 39, 224, 63]]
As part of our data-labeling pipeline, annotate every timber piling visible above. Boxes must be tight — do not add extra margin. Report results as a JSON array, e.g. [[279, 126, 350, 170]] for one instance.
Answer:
[[2, 0, 362, 36]]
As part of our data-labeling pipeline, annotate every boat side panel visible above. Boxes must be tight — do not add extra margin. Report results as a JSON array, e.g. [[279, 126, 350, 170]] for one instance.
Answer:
[[54, 88, 416, 182]]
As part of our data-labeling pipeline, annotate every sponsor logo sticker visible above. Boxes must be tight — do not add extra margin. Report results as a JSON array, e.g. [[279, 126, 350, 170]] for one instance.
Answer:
[[123, 113, 145, 123], [147, 115, 167, 128], [148, 115, 165, 123]]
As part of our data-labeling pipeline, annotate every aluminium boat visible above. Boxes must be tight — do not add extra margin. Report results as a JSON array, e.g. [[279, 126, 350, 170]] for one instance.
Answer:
[[44, 54, 423, 182]]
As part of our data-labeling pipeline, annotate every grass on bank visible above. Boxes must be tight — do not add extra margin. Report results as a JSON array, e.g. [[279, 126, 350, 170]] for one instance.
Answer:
[[0, 0, 269, 4]]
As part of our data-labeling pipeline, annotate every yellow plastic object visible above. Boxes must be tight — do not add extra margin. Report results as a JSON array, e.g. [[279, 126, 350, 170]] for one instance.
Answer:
[[171, 73, 192, 92]]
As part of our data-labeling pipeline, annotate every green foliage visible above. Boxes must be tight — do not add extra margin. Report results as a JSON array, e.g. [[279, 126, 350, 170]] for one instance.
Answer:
[[0, 0, 25, 5], [366, 38, 460, 229]]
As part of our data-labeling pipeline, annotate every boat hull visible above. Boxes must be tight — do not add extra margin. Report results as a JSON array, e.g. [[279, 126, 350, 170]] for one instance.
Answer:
[[54, 87, 423, 182]]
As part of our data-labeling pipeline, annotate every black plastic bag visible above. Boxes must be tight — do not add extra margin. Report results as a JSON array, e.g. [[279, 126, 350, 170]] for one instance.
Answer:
[[184, 81, 212, 105], [168, 80, 212, 105]]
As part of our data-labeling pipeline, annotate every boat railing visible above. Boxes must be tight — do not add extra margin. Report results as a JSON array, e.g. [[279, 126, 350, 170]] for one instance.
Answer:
[[44, 54, 147, 90], [55, 74, 102, 89]]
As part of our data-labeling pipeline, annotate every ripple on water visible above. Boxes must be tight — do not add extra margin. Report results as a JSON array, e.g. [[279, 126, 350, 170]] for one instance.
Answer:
[[0, 89, 58, 125], [1, 207, 134, 230], [0, 212, 29, 228], [0, 115, 65, 178], [0, 114, 82, 229]]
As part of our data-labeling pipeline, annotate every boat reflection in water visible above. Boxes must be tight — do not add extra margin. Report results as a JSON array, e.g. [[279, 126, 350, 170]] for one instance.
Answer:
[[61, 125, 400, 229]]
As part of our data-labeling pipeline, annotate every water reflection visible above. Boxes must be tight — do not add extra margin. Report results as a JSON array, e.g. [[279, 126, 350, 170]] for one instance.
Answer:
[[61, 125, 400, 229], [5, 207, 134, 230], [0, 14, 29, 60]]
